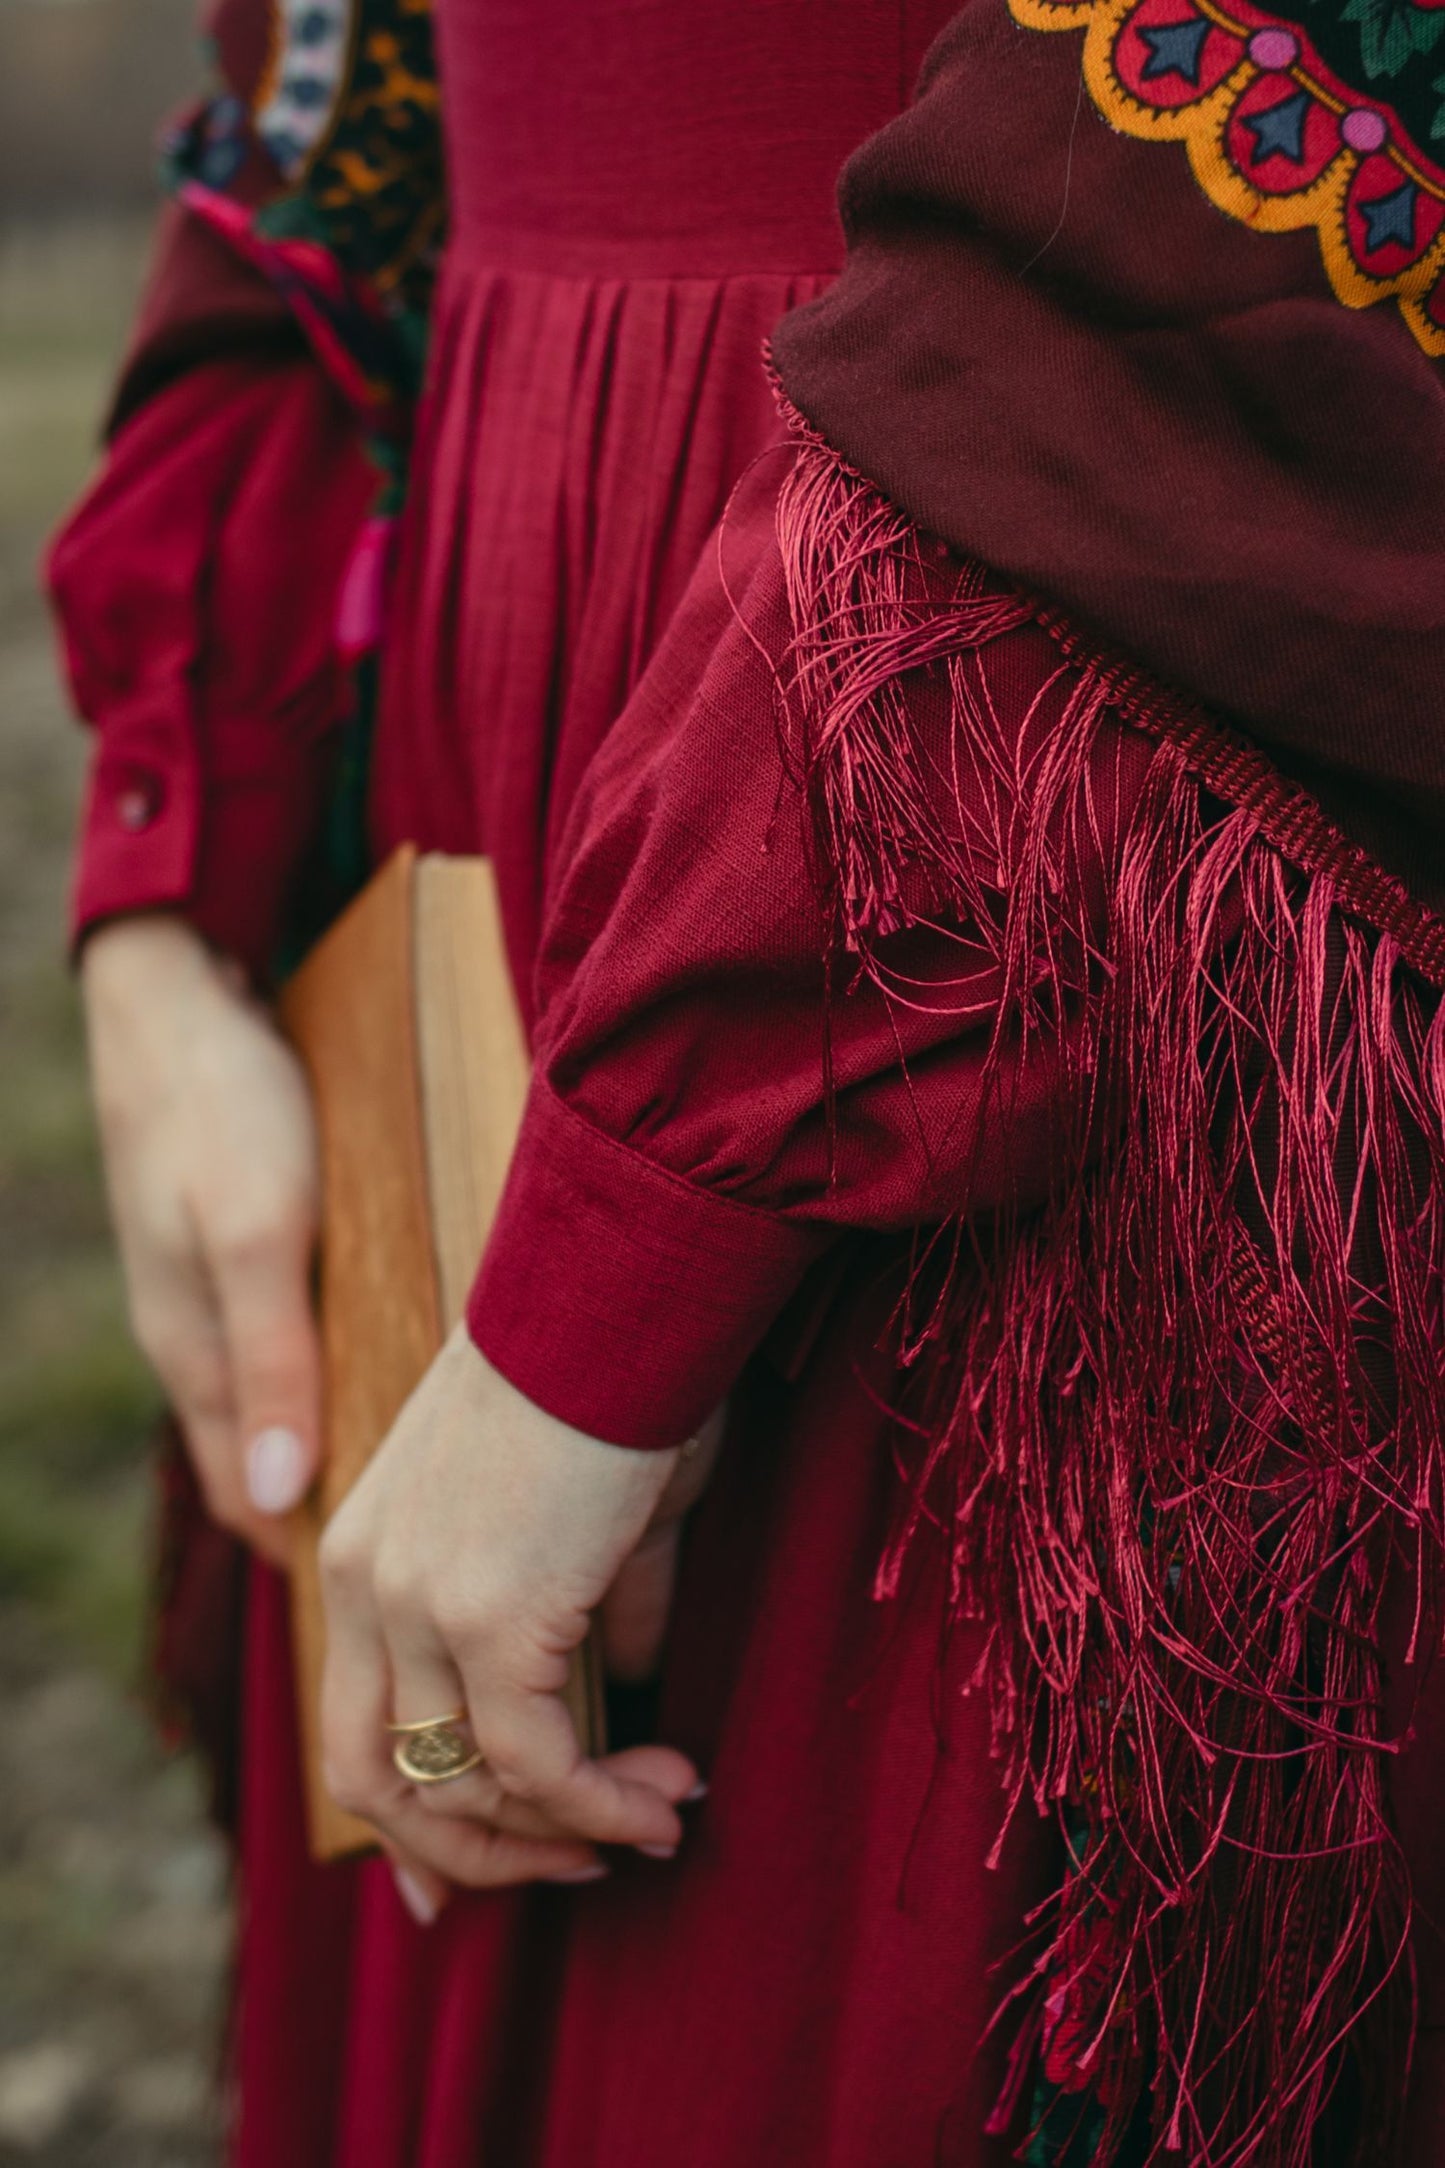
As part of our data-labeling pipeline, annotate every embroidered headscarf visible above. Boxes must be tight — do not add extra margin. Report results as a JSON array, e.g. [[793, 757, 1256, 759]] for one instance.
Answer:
[[772, 0, 1445, 903]]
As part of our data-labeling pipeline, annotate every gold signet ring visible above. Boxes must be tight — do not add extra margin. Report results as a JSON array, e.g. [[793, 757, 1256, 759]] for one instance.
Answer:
[[387, 1710, 486, 1787]]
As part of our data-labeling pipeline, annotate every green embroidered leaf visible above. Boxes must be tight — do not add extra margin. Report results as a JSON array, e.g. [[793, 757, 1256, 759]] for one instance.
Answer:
[[1339, 0, 1445, 81]]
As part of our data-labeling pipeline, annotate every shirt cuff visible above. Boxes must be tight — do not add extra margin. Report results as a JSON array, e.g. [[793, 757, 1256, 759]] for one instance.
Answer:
[[69, 700, 335, 981], [69, 685, 201, 945], [468, 1077, 831, 1450]]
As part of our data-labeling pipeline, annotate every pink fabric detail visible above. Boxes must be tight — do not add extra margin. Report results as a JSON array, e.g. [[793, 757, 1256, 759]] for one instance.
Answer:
[[1249, 25, 1300, 66], [1344, 107, 1390, 152], [335, 515, 396, 658]]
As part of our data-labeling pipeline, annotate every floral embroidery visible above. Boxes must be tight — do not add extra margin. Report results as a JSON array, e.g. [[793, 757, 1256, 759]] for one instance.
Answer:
[[161, 0, 440, 421], [1008, 0, 1445, 353]]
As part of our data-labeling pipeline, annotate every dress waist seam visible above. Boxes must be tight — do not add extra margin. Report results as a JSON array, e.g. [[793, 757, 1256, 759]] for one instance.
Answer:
[[443, 228, 842, 286]]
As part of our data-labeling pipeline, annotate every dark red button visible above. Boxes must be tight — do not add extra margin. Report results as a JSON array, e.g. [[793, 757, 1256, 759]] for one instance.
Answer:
[[115, 777, 163, 831]]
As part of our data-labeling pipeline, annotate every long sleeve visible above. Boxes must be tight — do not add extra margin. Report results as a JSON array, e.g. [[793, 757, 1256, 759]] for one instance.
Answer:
[[48, 353, 376, 975], [44, 0, 401, 975], [469, 452, 1156, 1447]]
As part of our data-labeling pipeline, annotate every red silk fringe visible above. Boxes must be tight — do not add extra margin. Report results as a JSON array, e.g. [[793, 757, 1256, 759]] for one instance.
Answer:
[[773, 421, 1445, 2166]]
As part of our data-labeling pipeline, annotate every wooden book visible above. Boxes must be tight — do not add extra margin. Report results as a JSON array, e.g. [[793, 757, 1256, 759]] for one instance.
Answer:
[[280, 846, 605, 1862]]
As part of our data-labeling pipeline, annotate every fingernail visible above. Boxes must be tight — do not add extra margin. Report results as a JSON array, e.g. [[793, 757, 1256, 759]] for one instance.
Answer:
[[637, 1843, 677, 1860], [683, 1782, 709, 1804], [546, 1865, 611, 1885], [245, 1426, 309, 1514], [393, 1866, 439, 1927]]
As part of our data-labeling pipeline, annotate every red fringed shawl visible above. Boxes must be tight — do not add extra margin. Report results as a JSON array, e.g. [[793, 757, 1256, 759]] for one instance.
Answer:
[[768, 402, 1445, 2163], [769, 3, 1445, 2152]]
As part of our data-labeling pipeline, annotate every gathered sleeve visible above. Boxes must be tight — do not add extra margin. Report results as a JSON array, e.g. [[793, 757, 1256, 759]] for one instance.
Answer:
[[45, 0, 380, 976], [48, 354, 375, 975], [469, 452, 1155, 1448]]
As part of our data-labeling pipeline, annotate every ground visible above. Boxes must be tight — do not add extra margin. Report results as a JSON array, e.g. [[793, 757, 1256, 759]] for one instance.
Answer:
[[0, 219, 228, 2168]]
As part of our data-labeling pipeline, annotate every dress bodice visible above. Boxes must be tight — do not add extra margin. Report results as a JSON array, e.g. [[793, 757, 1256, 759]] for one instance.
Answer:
[[436, 0, 960, 276]]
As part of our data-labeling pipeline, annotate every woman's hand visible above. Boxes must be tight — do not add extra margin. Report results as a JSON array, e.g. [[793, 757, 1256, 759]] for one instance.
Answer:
[[82, 913, 322, 1568], [599, 1403, 724, 1682], [318, 1327, 708, 1892]]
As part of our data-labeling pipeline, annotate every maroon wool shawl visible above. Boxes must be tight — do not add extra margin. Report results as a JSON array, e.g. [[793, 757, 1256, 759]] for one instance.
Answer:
[[768, 6, 1445, 2165], [771, 0, 1445, 907]]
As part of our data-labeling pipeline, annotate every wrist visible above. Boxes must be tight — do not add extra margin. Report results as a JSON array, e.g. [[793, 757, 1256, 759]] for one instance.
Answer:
[[80, 911, 239, 1009], [464, 1329, 683, 1468], [447, 1331, 682, 1555]]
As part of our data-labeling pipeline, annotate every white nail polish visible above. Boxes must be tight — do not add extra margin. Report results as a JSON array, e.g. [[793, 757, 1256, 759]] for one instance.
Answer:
[[683, 1781, 709, 1804], [245, 1427, 308, 1514], [393, 1866, 438, 1926]]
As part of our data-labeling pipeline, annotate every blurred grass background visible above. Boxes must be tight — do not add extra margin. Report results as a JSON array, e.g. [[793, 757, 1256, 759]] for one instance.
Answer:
[[0, 223, 165, 1662], [1, 4, 234, 2153]]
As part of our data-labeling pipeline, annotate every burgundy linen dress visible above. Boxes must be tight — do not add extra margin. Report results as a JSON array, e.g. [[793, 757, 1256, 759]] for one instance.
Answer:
[[52, 5, 1073, 2163], [233, 7, 1057, 2161], [48, 2, 1445, 2161]]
